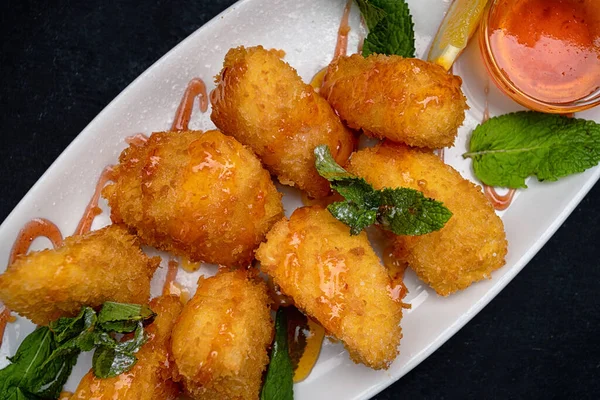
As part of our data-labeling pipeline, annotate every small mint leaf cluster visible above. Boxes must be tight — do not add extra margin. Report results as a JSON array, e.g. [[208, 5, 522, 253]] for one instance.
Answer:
[[314, 145, 452, 236]]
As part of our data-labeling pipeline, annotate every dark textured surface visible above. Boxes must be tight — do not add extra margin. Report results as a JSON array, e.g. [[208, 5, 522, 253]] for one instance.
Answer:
[[1, 1, 599, 399]]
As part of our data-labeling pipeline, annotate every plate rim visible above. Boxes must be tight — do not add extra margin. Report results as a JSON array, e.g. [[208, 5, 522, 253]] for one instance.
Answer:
[[1, 1, 599, 399]]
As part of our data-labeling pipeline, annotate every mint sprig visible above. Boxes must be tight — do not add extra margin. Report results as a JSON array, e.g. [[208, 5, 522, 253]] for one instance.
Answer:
[[314, 145, 452, 235], [0, 302, 156, 399], [356, 0, 415, 57], [261, 308, 293, 400], [0, 327, 77, 400], [463, 111, 600, 188]]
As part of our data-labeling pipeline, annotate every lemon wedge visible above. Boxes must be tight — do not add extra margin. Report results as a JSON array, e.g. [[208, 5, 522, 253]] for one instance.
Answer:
[[428, 0, 489, 71]]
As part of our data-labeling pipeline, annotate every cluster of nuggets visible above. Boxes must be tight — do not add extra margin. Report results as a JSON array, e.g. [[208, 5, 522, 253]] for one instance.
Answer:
[[0, 43, 507, 399]]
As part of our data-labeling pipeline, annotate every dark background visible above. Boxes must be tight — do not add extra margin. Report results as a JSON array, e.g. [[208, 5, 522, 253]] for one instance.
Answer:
[[1, 1, 598, 399]]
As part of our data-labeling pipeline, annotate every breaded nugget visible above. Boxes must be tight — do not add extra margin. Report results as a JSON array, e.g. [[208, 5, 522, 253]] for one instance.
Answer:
[[346, 143, 508, 296], [170, 270, 273, 400], [103, 130, 283, 267], [321, 54, 468, 148], [256, 206, 403, 370], [210, 45, 355, 198], [0, 225, 159, 325], [71, 295, 183, 400]]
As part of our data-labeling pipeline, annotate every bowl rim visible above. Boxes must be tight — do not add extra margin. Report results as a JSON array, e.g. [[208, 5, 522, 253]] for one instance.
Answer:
[[478, 0, 600, 114]]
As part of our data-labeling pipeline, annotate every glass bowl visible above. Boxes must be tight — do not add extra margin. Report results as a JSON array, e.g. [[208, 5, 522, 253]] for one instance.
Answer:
[[479, 0, 600, 113]]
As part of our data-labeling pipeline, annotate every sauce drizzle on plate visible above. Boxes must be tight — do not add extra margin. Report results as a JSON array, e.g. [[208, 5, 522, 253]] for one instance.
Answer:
[[480, 81, 517, 211], [334, 0, 353, 60], [286, 305, 325, 383], [483, 185, 517, 211], [9, 218, 64, 266], [171, 78, 209, 131], [1, 218, 64, 345], [74, 166, 116, 236]]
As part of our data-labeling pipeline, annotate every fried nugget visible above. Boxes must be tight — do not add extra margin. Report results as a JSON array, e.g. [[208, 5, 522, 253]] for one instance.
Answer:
[[71, 295, 183, 400], [321, 54, 468, 148], [0, 225, 159, 325], [103, 130, 283, 267], [346, 143, 508, 296], [256, 206, 403, 370], [170, 270, 273, 400], [210, 45, 355, 198]]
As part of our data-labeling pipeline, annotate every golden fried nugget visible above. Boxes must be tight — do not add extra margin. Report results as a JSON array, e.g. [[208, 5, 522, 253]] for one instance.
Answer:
[[210, 45, 355, 198], [0, 225, 159, 325], [71, 295, 183, 400], [321, 54, 468, 148], [103, 130, 283, 267], [256, 206, 403, 370], [346, 143, 508, 296], [170, 270, 273, 400]]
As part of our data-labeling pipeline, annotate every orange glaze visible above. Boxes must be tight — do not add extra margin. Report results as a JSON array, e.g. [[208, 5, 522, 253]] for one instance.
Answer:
[[435, 147, 445, 162], [266, 276, 294, 310], [483, 185, 517, 211], [8, 218, 64, 266], [488, 0, 600, 104], [383, 247, 409, 308], [74, 165, 115, 235], [310, 67, 328, 93], [286, 306, 325, 383], [163, 259, 189, 303], [483, 81, 491, 122], [357, 15, 366, 54], [163, 259, 179, 296], [480, 81, 517, 211], [171, 78, 208, 131], [0, 304, 15, 347], [125, 133, 149, 146], [309, 0, 354, 93], [4, 218, 64, 344], [58, 391, 73, 400], [333, 0, 353, 60], [180, 256, 201, 273]]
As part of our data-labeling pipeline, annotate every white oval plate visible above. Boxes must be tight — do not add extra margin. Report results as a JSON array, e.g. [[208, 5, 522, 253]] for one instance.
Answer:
[[1, 0, 599, 399]]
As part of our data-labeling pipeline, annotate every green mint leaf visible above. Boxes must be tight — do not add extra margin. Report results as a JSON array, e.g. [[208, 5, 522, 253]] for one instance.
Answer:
[[4, 387, 31, 400], [49, 306, 96, 343], [30, 352, 78, 399], [314, 145, 379, 208], [92, 322, 146, 378], [328, 202, 378, 235], [355, 0, 387, 30], [314, 144, 355, 181], [115, 322, 147, 353], [463, 111, 600, 188], [315, 145, 452, 236], [331, 178, 381, 209], [0, 302, 154, 398], [92, 346, 138, 379], [97, 302, 155, 332], [98, 320, 139, 333], [93, 331, 120, 348], [360, 0, 415, 57], [261, 308, 294, 400], [377, 188, 452, 235], [0, 327, 75, 399]]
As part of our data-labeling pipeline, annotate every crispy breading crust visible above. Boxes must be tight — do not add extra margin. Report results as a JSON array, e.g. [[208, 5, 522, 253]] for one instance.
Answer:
[[71, 295, 183, 400], [103, 130, 283, 267], [256, 206, 403, 370], [170, 270, 273, 400], [0, 225, 159, 325], [346, 143, 508, 296], [321, 54, 468, 148], [210, 45, 356, 198]]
